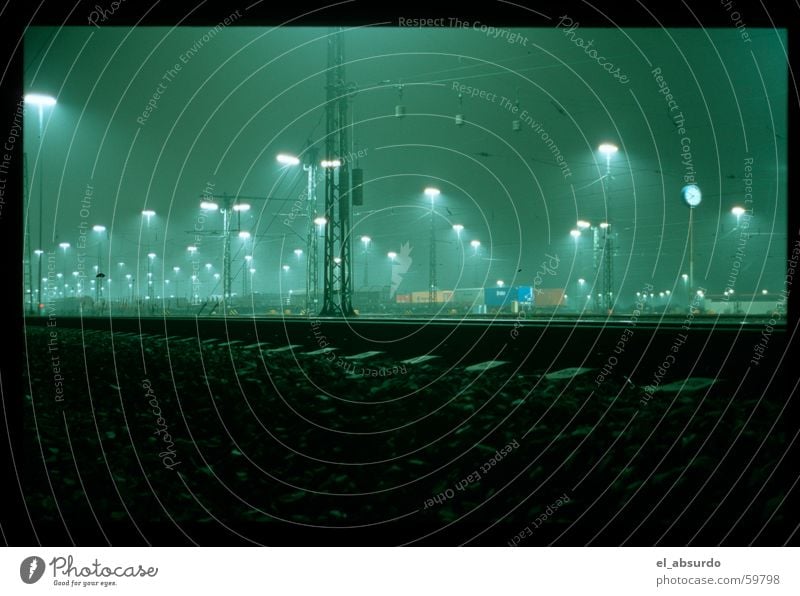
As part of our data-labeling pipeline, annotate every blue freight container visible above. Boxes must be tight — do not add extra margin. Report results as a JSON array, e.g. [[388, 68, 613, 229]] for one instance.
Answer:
[[484, 287, 513, 307], [517, 285, 533, 304]]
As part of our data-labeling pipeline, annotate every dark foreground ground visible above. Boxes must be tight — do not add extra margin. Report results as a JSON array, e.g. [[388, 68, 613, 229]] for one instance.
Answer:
[[16, 318, 795, 546]]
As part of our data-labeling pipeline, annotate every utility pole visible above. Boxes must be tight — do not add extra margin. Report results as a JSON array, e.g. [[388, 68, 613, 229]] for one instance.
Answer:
[[320, 27, 355, 316]]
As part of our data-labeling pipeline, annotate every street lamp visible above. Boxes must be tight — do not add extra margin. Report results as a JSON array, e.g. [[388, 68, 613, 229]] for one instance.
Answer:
[[200, 201, 219, 211], [469, 239, 481, 287], [731, 205, 745, 227], [277, 153, 300, 166], [360, 235, 371, 287], [140, 211, 157, 302], [598, 142, 618, 170], [33, 249, 44, 308], [92, 225, 108, 302], [58, 242, 70, 284], [282, 263, 290, 299], [24, 93, 57, 109], [597, 143, 618, 313], [681, 184, 703, 309], [25, 93, 56, 314], [242, 255, 253, 296], [424, 187, 441, 304], [146, 252, 156, 301], [452, 225, 465, 278], [424, 187, 441, 200], [172, 266, 181, 301], [279, 151, 321, 313]]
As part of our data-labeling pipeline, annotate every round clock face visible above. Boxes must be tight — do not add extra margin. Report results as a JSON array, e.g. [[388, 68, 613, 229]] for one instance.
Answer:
[[681, 184, 702, 207]]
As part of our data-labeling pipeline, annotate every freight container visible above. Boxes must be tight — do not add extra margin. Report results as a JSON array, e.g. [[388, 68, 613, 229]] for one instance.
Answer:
[[485, 287, 514, 307], [450, 287, 485, 307], [411, 291, 430, 303], [516, 285, 533, 305], [534, 288, 565, 308]]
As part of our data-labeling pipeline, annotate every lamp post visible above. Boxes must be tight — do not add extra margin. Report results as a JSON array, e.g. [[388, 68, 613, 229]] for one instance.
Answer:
[[386, 251, 397, 303], [58, 242, 70, 290], [282, 264, 290, 303], [425, 187, 440, 304], [116, 262, 125, 302], [731, 205, 745, 227], [681, 273, 689, 306], [237, 231, 251, 299], [25, 93, 56, 315], [452, 224, 464, 286], [92, 224, 107, 303], [33, 249, 44, 308], [243, 254, 253, 296], [598, 143, 618, 313], [141, 210, 156, 301], [172, 267, 181, 302], [360, 235, 371, 287], [470, 239, 481, 287], [574, 220, 606, 311], [147, 252, 156, 302], [187, 244, 200, 304], [279, 152, 319, 314], [681, 184, 702, 309], [249, 267, 256, 305]]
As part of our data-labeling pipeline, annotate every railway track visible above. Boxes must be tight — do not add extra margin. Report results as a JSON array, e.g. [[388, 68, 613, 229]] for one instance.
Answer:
[[24, 314, 787, 385]]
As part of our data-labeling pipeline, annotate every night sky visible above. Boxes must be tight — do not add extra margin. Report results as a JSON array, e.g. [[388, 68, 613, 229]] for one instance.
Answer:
[[23, 25, 787, 303]]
